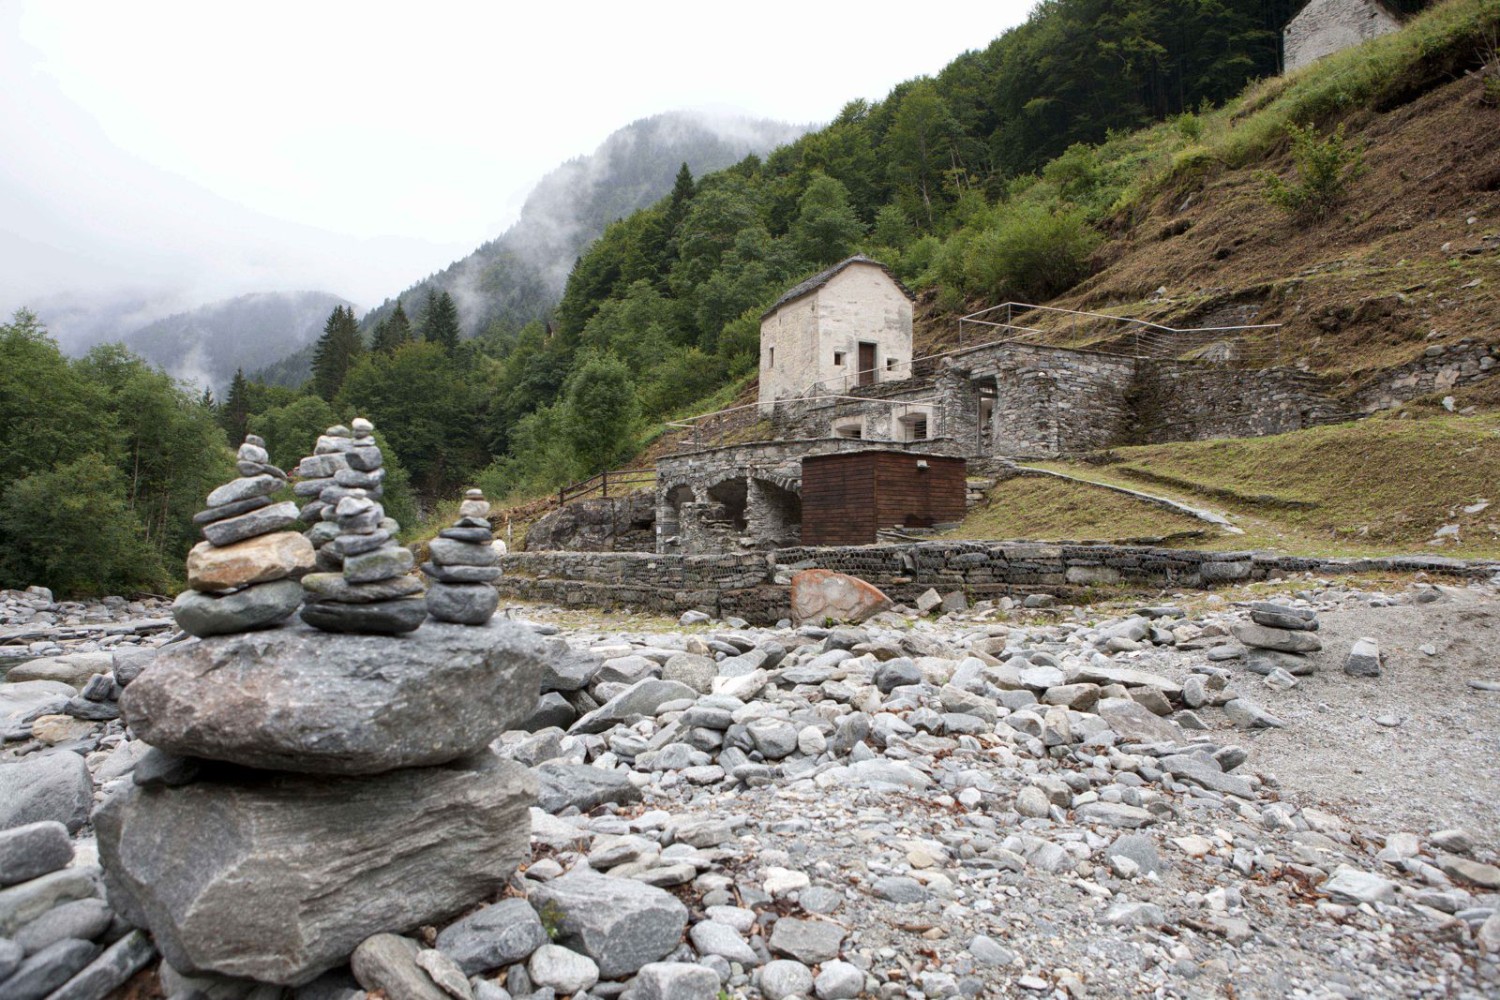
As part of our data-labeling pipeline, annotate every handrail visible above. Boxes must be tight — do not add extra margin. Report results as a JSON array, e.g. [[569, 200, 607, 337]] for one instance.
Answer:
[[556, 467, 655, 507]]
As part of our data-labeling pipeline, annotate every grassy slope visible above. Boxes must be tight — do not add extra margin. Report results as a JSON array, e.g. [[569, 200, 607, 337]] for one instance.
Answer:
[[947, 411, 1500, 558]]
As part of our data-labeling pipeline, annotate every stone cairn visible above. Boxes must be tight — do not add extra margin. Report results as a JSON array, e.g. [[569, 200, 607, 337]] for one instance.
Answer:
[[422, 489, 501, 625], [1229, 600, 1323, 684], [94, 424, 548, 988], [295, 418, 426, 634], [171, 434, 313, 638]]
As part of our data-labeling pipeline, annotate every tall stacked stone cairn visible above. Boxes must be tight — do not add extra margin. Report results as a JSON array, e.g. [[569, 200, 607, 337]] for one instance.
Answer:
[[94, 494, 548, 985], [171, 434, 312, 638], [295, 418, 427, 634], [422, 489, 501, 625]]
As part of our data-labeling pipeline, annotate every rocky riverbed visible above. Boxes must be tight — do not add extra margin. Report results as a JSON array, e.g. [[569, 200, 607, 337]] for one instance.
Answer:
[[2, 572, 1498, 999]]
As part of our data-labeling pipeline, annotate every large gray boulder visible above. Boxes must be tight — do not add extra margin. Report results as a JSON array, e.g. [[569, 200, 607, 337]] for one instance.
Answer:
[[94, 751, 535, 986], [526, 869, 688, 979], [0, 752, 93, 833], [121, 620, 545, 774]]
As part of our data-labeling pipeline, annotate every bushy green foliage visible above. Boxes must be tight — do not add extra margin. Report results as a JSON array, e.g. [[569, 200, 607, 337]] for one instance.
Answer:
[[0, 310, 231, 596], [0, 456, 168, 596], [1262, 122, 1366, 221], [961, 205, 1103, 301]]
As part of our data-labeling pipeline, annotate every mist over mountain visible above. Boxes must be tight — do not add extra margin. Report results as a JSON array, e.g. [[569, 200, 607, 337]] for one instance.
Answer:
[[116, 291, 352, 393], [364, 111, 811, 336]]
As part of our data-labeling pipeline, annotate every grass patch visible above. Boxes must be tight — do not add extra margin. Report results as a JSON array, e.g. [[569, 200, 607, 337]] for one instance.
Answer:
[[944, 474, 1222, 544], [1034, 413, 1500, 557]]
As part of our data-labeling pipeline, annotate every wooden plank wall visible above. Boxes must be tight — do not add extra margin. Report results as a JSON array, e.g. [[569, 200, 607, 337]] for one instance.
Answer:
[[801, 451, 967, 545]]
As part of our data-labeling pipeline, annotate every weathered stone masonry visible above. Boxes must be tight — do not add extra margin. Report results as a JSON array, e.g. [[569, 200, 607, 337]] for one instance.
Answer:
[[495, 541, 1496, 624]]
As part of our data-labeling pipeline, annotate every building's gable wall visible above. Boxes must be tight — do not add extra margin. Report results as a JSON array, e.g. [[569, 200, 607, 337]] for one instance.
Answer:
[[757, 262, 913, 412], [1284, 0, 1400, 72]]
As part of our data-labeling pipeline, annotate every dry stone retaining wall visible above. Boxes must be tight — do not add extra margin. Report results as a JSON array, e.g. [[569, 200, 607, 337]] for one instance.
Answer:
[[495, 541, 1495, 624]]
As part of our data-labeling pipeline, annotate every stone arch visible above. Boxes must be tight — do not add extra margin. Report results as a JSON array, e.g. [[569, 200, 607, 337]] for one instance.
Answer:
[[706, 477, 749, 532], [747, 477, 801, 548]]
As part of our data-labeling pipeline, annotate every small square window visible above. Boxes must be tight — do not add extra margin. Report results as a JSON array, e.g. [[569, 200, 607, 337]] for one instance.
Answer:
[[833, 351, 846, 366], [887, 357, 898, 371]]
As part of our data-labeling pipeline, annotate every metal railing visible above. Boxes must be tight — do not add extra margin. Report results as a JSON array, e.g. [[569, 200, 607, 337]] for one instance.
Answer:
[[557, 468, 655, 507], [958, 302, 1285, 368]]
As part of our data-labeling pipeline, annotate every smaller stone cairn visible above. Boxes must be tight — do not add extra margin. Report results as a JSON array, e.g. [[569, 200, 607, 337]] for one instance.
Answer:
[[300, 486, 425, 634], [171, 435, 313, 637], [422, 489, 501, 625], [1230, 600, 1321, 676], [293, 419, 389, 571]]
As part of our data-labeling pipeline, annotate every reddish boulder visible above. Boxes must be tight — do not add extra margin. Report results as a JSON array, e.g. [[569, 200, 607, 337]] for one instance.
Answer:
[[789, 570, 893, 626]]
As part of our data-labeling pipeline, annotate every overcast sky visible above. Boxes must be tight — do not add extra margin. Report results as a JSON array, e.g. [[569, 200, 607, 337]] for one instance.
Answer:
[[1, 1, 1031, 328]]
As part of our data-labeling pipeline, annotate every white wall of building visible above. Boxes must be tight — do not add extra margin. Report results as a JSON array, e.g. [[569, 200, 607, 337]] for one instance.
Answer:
[[1284, 0, 1400, 72]]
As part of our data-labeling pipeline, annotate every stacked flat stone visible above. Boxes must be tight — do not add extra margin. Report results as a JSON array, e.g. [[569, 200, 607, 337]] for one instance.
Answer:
[[422, 489, 501, 625], [294, 419, 391, 573], [1230, 601, 1322, 675], [171, 435, 313, 638], [299, 488, 425, 634]]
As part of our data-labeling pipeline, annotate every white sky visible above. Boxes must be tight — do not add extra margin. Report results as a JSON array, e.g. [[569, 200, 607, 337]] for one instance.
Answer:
[[1, 1, 1031, 324]]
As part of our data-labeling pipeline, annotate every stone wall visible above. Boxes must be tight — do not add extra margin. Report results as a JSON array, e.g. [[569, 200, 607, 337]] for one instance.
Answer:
[[523, 493, 656, 552], [494, 540, 1495, 624], [1284, 0, 1401, 73], [1348, 340, 1499, 413]]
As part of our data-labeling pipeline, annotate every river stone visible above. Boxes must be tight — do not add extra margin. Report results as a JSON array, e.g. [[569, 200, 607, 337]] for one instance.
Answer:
[[13, 897, 113, 953], [300, 596, 428, 635], [569, 679, 699, 735], [0, 938, 99, 1000], [421, 562, 503, 584], [0, 752, 93, 833], [171, 579, 303, 638], [526, 869, 688, 979], [428, 538, 499, 567], [351, 934, 447, 1000], [187, 532, 315, 592], [633, 962, 723, 1000], [205, 475, 282, 509], [0, 821, 74, 887], [5, 653, 110, 687], [299, 572, 424, 604], [193, 495, 274, 526], [0, 868, 102, 936], [94, 751, 535, 986], [201, 502, 300, 547], [40, 930, 155, 1000], [121, 620, 545, 774], [343, 546, 415, 584], [1230, 622, 1322, 653], [789, 570, 892, 626], [426, 583, 499, 626], [534, 761, 644, 814], [434, 898, 548, 975]]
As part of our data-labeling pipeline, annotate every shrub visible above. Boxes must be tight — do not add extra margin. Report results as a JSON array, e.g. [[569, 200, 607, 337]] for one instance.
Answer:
[[962, 204, 1101, 302], [1262, 121, 1365, 221]]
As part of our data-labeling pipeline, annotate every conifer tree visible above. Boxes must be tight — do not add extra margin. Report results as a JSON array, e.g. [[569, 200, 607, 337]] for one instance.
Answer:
[[199, 385, 215, 410], [311, 305, 363, 401], [221, 368, 250, 441], [371, 299, 413, 354], [420, 289, 461, 354]]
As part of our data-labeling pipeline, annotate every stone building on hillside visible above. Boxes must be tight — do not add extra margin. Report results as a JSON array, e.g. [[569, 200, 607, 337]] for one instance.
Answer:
[[758, 256, 916, 414], [1283, 0, 1402, 72]]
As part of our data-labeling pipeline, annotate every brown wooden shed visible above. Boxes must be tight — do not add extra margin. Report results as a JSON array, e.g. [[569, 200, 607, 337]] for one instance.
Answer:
[[800, 451, 967, 546]]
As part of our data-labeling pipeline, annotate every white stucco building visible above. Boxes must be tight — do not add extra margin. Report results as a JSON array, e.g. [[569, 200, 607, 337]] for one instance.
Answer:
[[757, 256, 916, 415], [1284, 0, 1402, 72]]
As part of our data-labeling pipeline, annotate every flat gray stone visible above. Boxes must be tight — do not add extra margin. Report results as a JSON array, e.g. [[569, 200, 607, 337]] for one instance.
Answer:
[[768, 917, 844, 964], [526, 869, 688, 979], [1157, 754, 1253, 799], [1224, 698, 1285, 729], [1231, 622, 1321, 653], [434, 898, 548, 975], [1106, 834, 1161, 875], [569, 679, 699, 735], [351, 934, 447, 1000], [122, 620, 544, 774], [428, 539, 498, 567], [0, 821, 73, 888], [425, 584, 498, 626], [688, 920, 758, 965], [872, 877, 927, 903], [1074, 802, 1155, 829], [633, 961, 723, 1000], [95, 751, 535, 986], [13, 897, 113, 954], [0, 752, 92, 833], [0, 938, 99, 1000], [201, 502, 300, 547], [534, 761, 642, 814], [1345, 637, 1382, 677], [760, 959, 814, 1000], [171, 579, 303, 638], [526, 943, 597, 994], [205, 475, 282, 509], [38, 930, 155, 1000], [0, 867, 101, 937]]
